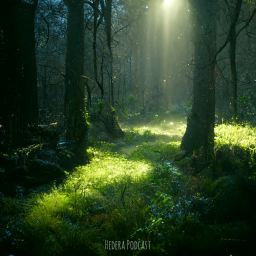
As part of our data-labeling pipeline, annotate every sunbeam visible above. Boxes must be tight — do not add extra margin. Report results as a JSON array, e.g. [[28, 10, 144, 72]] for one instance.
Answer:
[[164, 0, 173, 6]]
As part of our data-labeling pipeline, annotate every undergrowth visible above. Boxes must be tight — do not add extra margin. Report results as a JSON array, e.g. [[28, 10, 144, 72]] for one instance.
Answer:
[[1, 115, 256, 256]]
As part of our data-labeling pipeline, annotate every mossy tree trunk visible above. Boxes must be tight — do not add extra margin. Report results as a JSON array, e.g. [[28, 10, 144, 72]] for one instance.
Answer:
[[97, 0, 124, 139]]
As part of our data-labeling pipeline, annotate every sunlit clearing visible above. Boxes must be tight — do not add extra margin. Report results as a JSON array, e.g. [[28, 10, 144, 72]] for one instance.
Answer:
[[123, 119, 187, 137]]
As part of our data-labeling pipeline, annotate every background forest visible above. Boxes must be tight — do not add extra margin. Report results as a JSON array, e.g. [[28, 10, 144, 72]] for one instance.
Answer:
[[0, 0, 256, 255]]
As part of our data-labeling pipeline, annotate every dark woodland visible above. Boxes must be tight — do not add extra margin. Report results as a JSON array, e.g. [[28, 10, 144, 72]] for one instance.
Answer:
[[0, 0, 256, 255]]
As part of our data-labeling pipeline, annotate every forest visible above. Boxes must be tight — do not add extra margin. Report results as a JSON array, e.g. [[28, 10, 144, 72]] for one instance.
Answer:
[[0, 0, 256, 255]]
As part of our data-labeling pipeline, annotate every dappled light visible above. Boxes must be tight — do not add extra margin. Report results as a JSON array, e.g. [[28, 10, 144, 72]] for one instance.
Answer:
[[2, 112, 256, 255], [1, 0, 256, 255]]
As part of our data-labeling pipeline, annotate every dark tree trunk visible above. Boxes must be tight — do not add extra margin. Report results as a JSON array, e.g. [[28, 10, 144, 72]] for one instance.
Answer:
[[95, 0, 123, 140], [105, 0, 114, 125], [181, 0, 216, 159], [229, 0, 243, 117], [16, 2, 39, 128], [93, 0, 104, 101], [0, 0, 38, 148], [64, 0, 87, 151]]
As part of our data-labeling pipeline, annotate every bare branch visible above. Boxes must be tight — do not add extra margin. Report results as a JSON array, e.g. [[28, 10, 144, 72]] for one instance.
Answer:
[[81, 75, 95, 84], [236, 6, 256, 37], [38, 65, 65, 77], [111, 24, 130, 39], [84, 0, 103, 16]]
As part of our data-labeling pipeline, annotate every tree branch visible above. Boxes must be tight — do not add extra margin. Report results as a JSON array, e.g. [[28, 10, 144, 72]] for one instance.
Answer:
[[214, 0, 243, 59], [38, 65, 65, 77], [236, 6, 256, 37], [84, 0, 103, 16], [81, 75, 95, 84], [38, 12, 50, 45]]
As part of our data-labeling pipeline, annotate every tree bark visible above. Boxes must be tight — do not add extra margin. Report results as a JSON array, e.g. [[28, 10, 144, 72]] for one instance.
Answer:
[[229, 0, 243, 117], [0, 0, 38, 148], [93, 0, 104, 100], [181, 0, 216, 160], [64, 0, 87, 150], [105, 0, 114, 125]]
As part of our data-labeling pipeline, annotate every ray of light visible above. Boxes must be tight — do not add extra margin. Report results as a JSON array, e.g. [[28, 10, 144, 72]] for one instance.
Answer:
[[164, 0, 173, 5]]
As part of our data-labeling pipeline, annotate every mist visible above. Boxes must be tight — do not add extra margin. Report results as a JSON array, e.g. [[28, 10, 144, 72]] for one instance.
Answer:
[[126, 0, 192, 114]]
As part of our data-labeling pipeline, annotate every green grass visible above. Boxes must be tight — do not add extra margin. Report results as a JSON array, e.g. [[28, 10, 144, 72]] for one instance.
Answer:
[[215, 123, 256, 175], [1, 115, 256, 256], [215, 122, 256, 149], [3, 116, 187, 255], [9, 149, 156, 255]]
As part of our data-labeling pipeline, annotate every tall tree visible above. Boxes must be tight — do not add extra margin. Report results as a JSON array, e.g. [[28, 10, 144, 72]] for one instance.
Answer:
[[226, 0, 256, 117], [93, 0, 104, 100], [228, 0, 243, 117], [181, 0, 216, 159], [0, 0, 39, 148], [104, 0, 115, 124], [63, 0, 87, 151]]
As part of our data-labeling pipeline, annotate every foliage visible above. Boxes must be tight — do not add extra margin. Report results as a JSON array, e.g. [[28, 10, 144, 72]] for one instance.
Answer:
[[1, 114, 256, 256], [215, 122, 256, 174]]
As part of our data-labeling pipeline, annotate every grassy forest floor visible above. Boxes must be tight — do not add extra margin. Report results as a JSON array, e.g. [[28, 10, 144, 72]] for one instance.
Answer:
[[1, 112, 256, 256]]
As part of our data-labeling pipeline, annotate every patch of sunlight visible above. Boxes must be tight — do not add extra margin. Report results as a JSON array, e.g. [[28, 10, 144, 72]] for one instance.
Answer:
[[76, 152, 151, 184], [130, 141, 181, 163], [121, 114, 187, 138], [26, 150, 152, 223], [215, 123, 256, 149], [148, 125, 186, 137], [137, 126, 149, 133], [133, 124, 186, 137]]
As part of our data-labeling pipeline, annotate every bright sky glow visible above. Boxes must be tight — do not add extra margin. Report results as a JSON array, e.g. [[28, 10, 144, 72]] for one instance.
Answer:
[[164, 0, 173, 5]]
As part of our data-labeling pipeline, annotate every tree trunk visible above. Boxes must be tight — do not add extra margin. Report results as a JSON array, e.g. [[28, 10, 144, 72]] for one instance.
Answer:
[[16, 2, 39, 128], [105, 0, 114, 126], [181, 0, 216, 160], [0, 0, 38, 148], [64, 0, 87, 151], [229, 0, 243, 117], [100, 0, 123, 139], [93, 0, 104, 101]]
